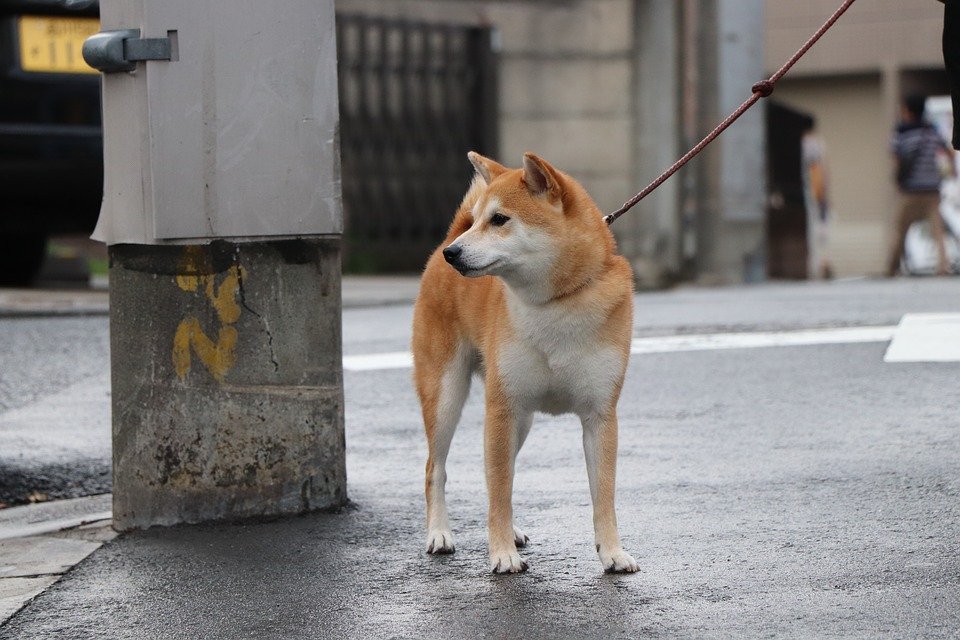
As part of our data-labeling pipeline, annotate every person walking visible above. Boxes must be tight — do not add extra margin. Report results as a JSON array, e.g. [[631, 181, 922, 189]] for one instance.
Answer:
[[941, 0, 960, 151], [888, 94, 954, 277], [801, 116, 834, 279]]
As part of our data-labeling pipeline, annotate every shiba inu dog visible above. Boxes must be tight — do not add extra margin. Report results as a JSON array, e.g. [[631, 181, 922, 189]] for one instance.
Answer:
[[412, 151, 637, 574]]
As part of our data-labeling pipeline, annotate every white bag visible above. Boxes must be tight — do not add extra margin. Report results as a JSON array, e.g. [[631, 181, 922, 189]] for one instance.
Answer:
[[902, 176, 960, 275]]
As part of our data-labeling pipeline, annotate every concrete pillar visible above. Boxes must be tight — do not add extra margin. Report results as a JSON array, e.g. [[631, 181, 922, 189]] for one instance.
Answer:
[[85, 0, 346, 530], [689, 0, 767, 284], [630, 0, 682, 287], [716, 0, 767, 283], [109, 239, 346, 530]]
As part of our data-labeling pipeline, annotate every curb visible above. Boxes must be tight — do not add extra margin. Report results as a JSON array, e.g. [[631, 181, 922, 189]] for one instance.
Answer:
[[0, 495, 115, 627], [0, 277, 421, 317], [0, 290, 109, 318]]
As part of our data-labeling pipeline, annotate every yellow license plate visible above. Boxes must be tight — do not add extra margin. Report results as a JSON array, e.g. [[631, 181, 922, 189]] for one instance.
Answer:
[[18, 15, 100, 74]]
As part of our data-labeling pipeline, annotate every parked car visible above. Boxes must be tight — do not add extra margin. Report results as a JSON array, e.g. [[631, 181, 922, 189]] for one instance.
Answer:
[[0, 0, 101, 284]]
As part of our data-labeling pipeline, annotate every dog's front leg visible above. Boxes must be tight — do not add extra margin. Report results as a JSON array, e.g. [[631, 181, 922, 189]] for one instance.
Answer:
[[582, 410, 638, 573], [484, 390, 528, 574]]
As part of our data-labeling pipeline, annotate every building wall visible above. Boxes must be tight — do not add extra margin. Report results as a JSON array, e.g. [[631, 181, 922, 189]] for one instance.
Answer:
[[333, 0, 772, 283], [765, 0, 947, 277], [335, 0, 638, 230], [766, 1, 943, 76], [774, 75, 889, 277]]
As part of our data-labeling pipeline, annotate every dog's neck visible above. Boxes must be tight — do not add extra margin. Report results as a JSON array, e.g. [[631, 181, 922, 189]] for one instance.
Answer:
[[548, 275, 594, 303], [501, 268, 597, 307]]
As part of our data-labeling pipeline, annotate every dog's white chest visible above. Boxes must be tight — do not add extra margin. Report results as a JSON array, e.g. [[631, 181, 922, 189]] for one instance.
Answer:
[[497, 299, 625, 417]]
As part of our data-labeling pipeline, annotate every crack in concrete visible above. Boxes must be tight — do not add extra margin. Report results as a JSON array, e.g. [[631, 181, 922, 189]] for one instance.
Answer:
[[235, 263, 280, 373]]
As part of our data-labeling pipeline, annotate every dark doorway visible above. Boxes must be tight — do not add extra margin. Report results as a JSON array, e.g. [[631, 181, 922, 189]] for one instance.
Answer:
[[336, 15, 498, 272], [766, 101, 812, 280]]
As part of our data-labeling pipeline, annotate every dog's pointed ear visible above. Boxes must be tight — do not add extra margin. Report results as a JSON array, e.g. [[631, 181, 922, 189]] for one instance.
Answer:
[[468, 151, 507, 185], [522, 152, 563, 200]]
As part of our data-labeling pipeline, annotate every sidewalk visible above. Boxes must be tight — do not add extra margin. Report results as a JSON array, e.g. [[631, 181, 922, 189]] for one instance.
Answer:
[[0, 495, 113, 622]]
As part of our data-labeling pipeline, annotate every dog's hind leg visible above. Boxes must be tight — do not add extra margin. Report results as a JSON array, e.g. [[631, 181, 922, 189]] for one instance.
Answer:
[[582, 410, 638, 573], [417, 340, 473, 554]]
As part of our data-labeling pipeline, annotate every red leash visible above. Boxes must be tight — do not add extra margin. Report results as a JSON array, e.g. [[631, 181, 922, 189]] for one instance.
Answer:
[[604, 0, 859, 226]]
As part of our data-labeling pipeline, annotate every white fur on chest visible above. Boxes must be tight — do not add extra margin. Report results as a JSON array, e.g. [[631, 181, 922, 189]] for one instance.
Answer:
[[496, 293, 626, 417]]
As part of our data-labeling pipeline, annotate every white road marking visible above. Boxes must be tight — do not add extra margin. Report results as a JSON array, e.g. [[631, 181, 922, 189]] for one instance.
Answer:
[[344, 351, 414, 371], [631, 325, 896, 354], [342, 325, 897, 372], [884, 313, 960, 362]]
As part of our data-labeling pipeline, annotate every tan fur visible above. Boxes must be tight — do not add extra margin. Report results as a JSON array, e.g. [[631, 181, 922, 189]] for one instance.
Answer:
[[412, 152, 637, 573]]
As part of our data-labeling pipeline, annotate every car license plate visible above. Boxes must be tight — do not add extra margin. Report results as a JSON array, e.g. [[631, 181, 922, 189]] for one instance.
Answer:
[[18, 15, 100, 74]]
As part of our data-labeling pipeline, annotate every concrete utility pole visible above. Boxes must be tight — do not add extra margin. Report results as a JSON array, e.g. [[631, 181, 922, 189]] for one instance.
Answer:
[[684, 0, 767, 284], [631, 0, 765, 285], [84, 0, 346, 530], [631, 0, 683, 287]]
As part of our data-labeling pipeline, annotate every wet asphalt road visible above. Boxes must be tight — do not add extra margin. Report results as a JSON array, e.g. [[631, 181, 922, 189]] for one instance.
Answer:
[[0, 317, 110, 506], [2, 278, 960, 638], [3, 277, 957, 506]]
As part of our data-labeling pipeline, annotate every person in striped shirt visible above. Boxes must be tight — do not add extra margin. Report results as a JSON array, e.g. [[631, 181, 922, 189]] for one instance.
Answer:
[[887, 95, 955, 276]]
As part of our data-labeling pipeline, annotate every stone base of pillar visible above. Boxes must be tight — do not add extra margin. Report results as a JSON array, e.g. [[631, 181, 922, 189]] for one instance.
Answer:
[[109, 238, 346, 531]]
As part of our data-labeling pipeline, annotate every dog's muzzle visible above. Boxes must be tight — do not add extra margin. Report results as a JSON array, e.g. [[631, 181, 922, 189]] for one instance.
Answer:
[[443, 244, 466, 272], [443, 244, 462, 264]]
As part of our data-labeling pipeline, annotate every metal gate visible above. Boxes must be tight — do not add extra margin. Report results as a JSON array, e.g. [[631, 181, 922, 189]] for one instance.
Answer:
[[336, 15, 498, 272]]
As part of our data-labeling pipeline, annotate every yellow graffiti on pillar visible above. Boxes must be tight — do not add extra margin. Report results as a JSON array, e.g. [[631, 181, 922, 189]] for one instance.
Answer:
[[173, 264, 246, 382], [173, 321, 238, 381]]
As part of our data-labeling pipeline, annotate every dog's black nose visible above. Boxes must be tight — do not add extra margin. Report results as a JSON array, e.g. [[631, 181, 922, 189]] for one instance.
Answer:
[[443, 245, 462, 264]]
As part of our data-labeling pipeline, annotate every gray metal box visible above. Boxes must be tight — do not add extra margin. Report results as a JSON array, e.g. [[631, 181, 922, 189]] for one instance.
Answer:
[[92, 0, 342, 244]]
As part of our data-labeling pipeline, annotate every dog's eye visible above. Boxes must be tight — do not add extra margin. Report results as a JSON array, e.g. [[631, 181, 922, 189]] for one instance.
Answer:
[[490, 213, 510, 227]]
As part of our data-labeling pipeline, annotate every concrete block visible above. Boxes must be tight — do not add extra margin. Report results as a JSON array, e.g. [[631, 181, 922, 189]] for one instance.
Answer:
[[574, 174, 635, 219], [500, 58, 632, 116], [500, 116, 633, 176], [335, 0, 633, 55], [109, 239, 346, 530], [490, 0, 633, 56]]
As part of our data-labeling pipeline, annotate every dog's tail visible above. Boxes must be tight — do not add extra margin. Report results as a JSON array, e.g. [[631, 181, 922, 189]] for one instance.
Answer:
[[447, 175, 485, 237]]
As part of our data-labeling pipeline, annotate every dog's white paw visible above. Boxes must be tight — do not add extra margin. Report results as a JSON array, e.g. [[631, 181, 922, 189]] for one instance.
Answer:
[[425, 529, 455, 554], [490, 549, 528, 574], [513, 525, 530, 548], [598, 547, 639, 573]]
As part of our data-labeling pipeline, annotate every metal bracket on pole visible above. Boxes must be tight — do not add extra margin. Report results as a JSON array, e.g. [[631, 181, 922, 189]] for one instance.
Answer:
[[82, 29, 173, 73]]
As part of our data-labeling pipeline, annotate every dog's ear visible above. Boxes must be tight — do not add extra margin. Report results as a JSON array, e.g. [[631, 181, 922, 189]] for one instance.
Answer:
[[522, 152, 563, 201], [468, 151, 507, 185]]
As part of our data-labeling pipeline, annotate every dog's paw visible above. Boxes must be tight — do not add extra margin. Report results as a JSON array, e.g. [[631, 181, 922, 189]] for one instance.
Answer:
[[490, 549, 528, 574], [425, 529, 455, 554], [513, 525, 530, 548], [598, 547, 639, 573]]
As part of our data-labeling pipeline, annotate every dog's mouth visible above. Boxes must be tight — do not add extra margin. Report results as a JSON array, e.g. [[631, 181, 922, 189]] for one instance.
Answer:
[[454, 260, 501, 277]]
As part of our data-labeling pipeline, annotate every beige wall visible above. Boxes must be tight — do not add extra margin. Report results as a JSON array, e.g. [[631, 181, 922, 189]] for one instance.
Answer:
[[766, 0, 946, 277], [775, 75, 891, 277], [766, 0, 943, 76]]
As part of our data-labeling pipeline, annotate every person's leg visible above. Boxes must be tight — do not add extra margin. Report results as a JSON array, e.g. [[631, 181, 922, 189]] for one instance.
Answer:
[[887, 194, 922, 277]]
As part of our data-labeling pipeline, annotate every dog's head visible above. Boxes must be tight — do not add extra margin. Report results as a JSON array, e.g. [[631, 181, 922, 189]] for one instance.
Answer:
[[443, 152, 611, 298]]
